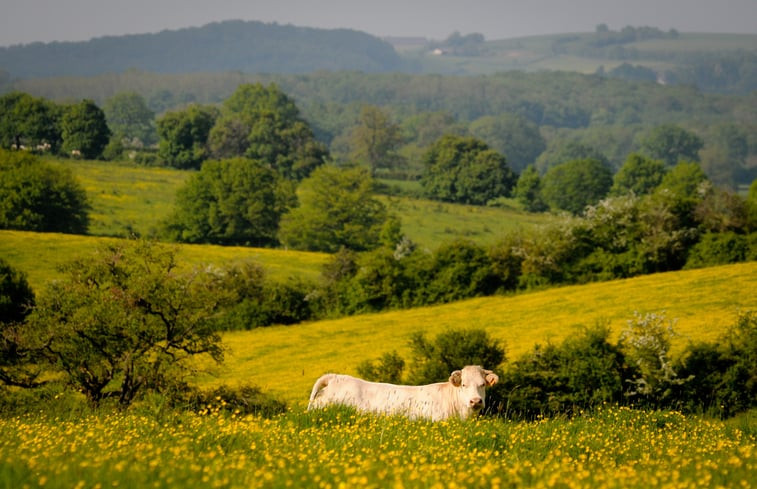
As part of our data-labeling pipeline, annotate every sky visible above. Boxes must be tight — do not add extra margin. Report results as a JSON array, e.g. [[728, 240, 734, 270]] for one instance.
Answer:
[[1, 0, 755, 47]]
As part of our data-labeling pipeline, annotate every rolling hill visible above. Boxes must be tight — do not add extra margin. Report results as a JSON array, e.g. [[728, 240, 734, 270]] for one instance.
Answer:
[[0, 20, 406, 78], [201, 260, 757, 407]]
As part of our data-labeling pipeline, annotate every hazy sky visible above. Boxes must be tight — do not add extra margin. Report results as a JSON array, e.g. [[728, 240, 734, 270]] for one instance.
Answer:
[[1, 0, 755, 47]]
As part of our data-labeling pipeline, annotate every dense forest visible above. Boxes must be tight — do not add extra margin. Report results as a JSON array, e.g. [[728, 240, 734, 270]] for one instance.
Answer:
[[0, 20, 407, 78], [6, 69, 756, 185]]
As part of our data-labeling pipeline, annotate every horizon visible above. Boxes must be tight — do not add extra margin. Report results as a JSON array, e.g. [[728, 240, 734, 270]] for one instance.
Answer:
[[1, 0, 756, 48]]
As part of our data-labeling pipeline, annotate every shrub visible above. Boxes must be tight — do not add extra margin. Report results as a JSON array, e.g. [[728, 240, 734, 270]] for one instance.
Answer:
[[0, 149, 89, 233], [357, 351, 406, 384], [494, 325, 628, 419]]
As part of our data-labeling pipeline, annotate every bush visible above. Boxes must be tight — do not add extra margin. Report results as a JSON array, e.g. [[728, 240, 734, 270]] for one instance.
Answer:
[[172, 384, 287, 417], [684, 232, 750, 269], [0, 149, 90, 233], [357, 351, 405, 384], [494, 325, 628, 419], [407, 328, 506, 385]]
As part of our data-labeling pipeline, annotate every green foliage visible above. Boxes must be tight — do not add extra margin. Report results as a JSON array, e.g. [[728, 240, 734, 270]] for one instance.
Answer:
[[27, 239, 232, 406], [420, 135, 516, 205], [619, 312, 690, 407], [640, 124, 704, 167], [278, 165, 389, 252], [684, 232, 752, 269], [513, 164, 548, 212], [0, 92, 61, 152], [468, 113, 546, 173], [495, 325, 628, 418], [541, 158, 613, 215], [0, 257, 40, 389], [208, 83, 328, 180], [610, 153, 667, 196], [170, 383, 287, 417], [421, 239, 499, 304], [676, 312, 757, 417], [103, 92, 156, 147], [350, 105, 405, 176], [0, 149, 89, 233], [406, 328, 506, 385], [164, 157, 295, 246], [356, 351, 405, 384], [0, 256, 34, 324], [60, 99, 111, 159], [156, 104, 218, 169], [534, 139, 609, 174]]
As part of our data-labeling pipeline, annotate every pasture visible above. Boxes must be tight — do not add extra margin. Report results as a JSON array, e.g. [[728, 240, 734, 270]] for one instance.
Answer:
[[54, 159, 552, 249], [0, 230, 329, 289], [205, 261, 757, 408]]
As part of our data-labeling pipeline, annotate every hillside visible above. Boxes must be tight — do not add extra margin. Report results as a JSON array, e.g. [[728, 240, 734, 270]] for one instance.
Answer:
[[203, 261, 757, 406], [0, 20, 405, 78]]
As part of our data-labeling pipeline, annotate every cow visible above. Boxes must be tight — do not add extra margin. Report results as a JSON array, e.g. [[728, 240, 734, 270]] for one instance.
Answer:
[[307, 365, 499, 421]]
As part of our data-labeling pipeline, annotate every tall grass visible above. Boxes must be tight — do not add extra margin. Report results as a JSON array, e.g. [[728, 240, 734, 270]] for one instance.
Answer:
[[0, 406, 753, 488]]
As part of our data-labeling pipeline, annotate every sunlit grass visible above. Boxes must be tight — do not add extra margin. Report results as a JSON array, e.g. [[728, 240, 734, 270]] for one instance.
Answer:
[[0, 230, 329, 289]]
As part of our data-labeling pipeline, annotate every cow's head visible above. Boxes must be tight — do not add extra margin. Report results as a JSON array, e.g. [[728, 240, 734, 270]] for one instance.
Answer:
[[449, 365, 499, 417]]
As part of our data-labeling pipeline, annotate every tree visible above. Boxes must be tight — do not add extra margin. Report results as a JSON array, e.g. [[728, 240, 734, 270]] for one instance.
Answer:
[[420, 135, 516, 205], [163, 158, 295, 246], [534, 139, 610, 174], [699, 123, 749, 187], [103, 92, 156, 147], [640, 124, 704, 167], [207, 83, 328, 180], [28, 240, 232, 406], [0, 258, 40, 388], [541, 158, 613, 215], [610, 153, 667, 196], [469, 113, 546, 173], [514, 164, 548, 212], [0, 149, 89, 233], [156, 105, 218, 169], [350, 105, 405, 176], [0, 92, 61, 151], [60, 99, 111, 159], [278, 165, 391, 252]]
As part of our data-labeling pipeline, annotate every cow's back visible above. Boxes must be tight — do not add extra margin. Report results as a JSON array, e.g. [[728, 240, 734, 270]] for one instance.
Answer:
[[309, 374, 457, 420]]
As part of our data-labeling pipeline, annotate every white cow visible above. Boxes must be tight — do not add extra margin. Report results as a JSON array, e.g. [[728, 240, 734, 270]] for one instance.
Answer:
[[308, 365, 499, 421]]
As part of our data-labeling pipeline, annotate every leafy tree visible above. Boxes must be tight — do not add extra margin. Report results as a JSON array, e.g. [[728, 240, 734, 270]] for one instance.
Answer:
[[0, 258, 40, 388], [208, 83, 328, 180], [700, 123, 749, 187], [513, 164, 548, 212], [27, 240, 232, 406], [534, 139, 610, 174], [422, 240, 499, 304], [469, 113, 545, 173], [278, 165, 390, 252], [357, 351, 406, 384], [103, 92, 156, 147], [156, 104, 218, 169], [350, 105, 405, 176], [0, 92, 61, 151], [0, 149, 89, 233], [60, 99, 111, 159], [541, 158, 613, 215], [164, 158, 295, 246], [420, 135, 516, 205], [639, 124, 703, 167], [610, 153, 667, 196], [747, 179, 757, 231]]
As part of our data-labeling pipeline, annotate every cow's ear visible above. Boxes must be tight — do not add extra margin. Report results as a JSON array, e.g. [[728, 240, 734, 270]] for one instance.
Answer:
[[484, 370, 499, 387], [449, 370, 462, 386]]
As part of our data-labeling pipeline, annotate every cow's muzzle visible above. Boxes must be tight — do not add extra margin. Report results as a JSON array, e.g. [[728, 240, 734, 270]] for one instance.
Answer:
[[469, 397, 483, 410]]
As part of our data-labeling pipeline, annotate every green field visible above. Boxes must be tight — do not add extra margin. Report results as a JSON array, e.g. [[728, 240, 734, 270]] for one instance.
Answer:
[[51, 159, 552, 250], [0, 230, 329, 289]]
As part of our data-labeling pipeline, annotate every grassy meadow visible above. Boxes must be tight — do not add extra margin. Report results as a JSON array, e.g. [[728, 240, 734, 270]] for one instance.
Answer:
[[55, 159, 551, 249], [1, 406, 754, 489], [0, 230, 329, 289]]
